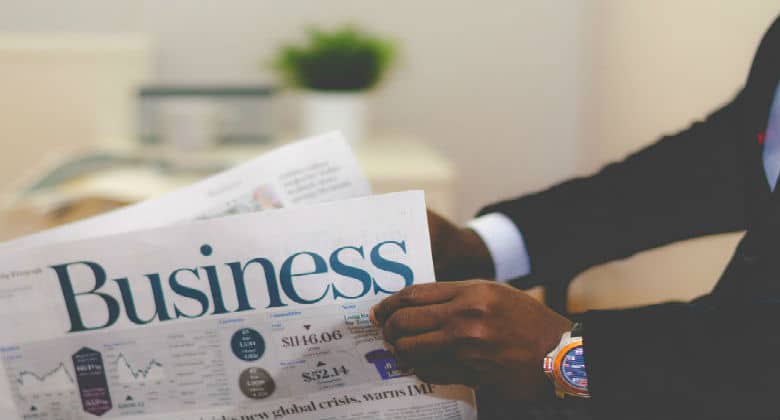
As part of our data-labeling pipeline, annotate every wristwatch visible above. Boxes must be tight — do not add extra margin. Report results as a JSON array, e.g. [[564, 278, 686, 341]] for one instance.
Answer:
[[543, 322, 590, 399]]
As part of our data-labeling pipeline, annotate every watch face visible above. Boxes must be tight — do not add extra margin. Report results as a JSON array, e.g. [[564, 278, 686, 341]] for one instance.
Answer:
[[560, 345, 588, 391]]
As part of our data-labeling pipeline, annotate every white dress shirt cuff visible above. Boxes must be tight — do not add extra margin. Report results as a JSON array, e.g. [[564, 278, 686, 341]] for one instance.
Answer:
[[467, 212, 531, 282]]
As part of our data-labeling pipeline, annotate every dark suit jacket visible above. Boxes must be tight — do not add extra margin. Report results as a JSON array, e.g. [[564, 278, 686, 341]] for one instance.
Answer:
[[479, 15, 780, 419]]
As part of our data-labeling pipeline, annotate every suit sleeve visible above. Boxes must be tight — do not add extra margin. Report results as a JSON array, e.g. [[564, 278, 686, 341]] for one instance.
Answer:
[[582, 300, 780, 418], [478, 90, 757, 288]]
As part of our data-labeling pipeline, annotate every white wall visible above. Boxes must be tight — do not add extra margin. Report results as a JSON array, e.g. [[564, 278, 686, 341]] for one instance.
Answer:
[[0, 0, 586, 221], [581, 0, 778, 171]]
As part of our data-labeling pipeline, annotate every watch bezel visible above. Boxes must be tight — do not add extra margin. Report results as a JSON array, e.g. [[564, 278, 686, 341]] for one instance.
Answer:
[[545, 337, 590, 398]]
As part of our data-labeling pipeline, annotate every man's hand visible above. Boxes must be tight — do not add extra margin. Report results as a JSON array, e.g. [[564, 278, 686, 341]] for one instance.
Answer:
[[427, 210, 494, 281], [370, 280, 572, 400]]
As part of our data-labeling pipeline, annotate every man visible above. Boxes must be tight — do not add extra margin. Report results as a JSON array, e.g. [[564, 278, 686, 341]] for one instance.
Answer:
[[371, 14, 780, 420]]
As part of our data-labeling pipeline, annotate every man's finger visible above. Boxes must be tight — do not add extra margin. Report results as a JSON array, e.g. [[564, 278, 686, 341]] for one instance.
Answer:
[[371, 283, 459, 326], [392, 330, 452, 363], [414, 363, 480, 387], [382, 304, 449, 343]]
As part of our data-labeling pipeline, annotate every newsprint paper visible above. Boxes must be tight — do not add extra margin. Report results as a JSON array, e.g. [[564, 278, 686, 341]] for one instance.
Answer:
[[3, 131, 371, 250], [0, 141, 478, 420], [0, 191, 477, 419]]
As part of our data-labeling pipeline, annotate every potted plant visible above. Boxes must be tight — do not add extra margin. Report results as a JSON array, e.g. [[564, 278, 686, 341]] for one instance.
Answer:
[[273, 25, 397, 145]]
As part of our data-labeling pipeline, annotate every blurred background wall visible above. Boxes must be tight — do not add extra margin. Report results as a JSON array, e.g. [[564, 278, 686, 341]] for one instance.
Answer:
[[1, 0, 779, 310], [0, 0, 586, 220], [3, 0, 777, 217]]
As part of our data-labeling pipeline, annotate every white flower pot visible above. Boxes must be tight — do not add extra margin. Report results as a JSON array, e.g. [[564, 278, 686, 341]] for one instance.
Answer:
[[302, 91, 367, 145]]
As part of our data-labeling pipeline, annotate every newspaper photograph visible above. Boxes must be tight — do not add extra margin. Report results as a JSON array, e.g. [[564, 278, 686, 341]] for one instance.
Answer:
[[2, 131, 370, 250], [0, 191, 477, 419]]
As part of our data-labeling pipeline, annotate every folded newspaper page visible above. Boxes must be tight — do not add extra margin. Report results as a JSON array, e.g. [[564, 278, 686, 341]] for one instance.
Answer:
[[0, 191, 477, 419], [2, 132, 370, 250]]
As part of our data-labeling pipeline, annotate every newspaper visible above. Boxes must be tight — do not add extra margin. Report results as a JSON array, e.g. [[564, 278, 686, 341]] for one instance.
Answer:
[[0, 137, 477, 419], [0, 191, 476, 419], [2, 132, 370, 250]]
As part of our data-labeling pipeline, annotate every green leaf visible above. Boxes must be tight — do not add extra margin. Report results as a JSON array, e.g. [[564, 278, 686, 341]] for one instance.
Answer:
[[271, 24, 398, 91]]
